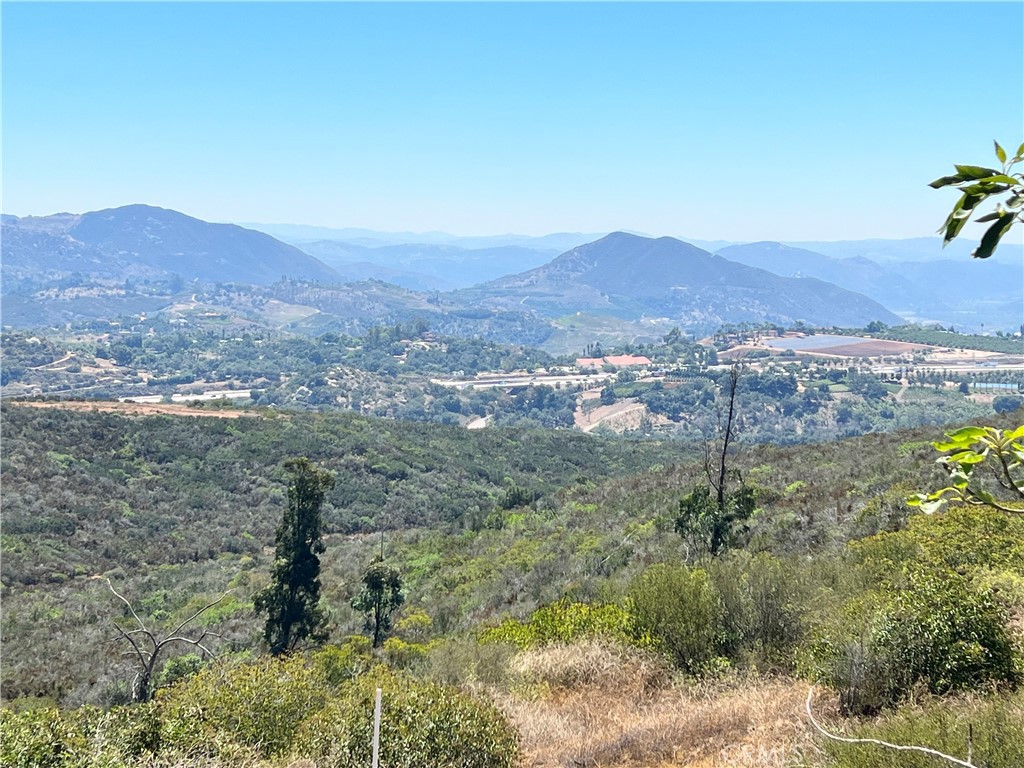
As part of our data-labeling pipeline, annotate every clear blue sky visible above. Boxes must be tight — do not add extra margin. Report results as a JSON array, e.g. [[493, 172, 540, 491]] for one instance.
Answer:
[[3, 1, 1022, 241]]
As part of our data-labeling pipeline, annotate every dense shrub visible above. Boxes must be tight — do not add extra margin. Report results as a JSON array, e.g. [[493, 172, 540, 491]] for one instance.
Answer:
[[743, 554, 808, 664], [294, 667, 518, 768], [627, 564, 722, 674], [382, 636, 432, 671], [0, 708, 86, 768], [157, 654, 326, 758], [709, 552, 809, 669], [820, 692, 1024, 767], [480, 599, 634, 649], [311, 638, 373, 686], [2, 654, 519, 768], [154, 653, 205, 691], [153, 652, 517, 767], [876, 571, 1017, 695], [993, 395, 1023, 414], [809, 569, 1018, 715], [0, 704, 160, 768], [850, 506, 1024, 584]]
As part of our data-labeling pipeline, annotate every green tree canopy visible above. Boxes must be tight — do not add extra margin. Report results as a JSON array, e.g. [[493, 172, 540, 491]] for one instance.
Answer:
[[352, 555, 404, 648], [255, 457, 335, 655]]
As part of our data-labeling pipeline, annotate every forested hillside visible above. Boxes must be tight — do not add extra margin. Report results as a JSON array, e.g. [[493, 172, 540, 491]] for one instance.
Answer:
[[1, 404, 689, 587], [4, 401, 1022, 768]]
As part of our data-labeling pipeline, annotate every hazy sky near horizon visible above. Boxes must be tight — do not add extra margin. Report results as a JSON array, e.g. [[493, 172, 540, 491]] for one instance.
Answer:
[[3, 1, 1022, 242]]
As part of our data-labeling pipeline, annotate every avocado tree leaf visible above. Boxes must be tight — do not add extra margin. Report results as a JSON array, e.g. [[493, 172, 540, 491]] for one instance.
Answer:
[[907, 493, 949, 515], [947, 426, 990, 441], [954, 164, 1003, 179], [941, 194, 984, 243], [957, 181, 1011, 197], [973, 213, 1017, 259], [948, 467, 972, 489], [933, 427, 988, 450], [932, 142, 1022, 258], [952, 452, 988, 465], [1003, 425, 1024, 442], [974, 488, 997, 505], [979, 174, 1019, 186], [929, 174, 967, 189], [915, 423, 1024, 517]]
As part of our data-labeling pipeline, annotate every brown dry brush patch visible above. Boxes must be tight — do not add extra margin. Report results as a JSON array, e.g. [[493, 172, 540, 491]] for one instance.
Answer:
[[10, 400, 257, 419], [494, 639, 820, 768]]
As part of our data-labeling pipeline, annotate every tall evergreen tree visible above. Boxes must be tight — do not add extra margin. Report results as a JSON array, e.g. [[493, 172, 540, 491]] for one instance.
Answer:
[[352, 545, 405, 648], [255, 457, 334, 655]]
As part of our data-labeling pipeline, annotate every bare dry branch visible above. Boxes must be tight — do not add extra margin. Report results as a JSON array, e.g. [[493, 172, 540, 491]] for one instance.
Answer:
[[106, 579, 148, 633], [110, 621, 148, 662], [106, 580, 231, 702], [168, 591, 233, 636]]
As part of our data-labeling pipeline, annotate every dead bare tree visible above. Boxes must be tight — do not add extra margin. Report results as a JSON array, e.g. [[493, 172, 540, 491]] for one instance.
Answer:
[[704, 364, 741, 510], [805, 685, 976, 768], [677, 364, 753, 557], [108, 580, 230, 702]]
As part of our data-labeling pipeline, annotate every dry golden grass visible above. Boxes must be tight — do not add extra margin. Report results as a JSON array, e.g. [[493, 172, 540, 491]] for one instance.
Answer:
[[510, 638, 671, 696], [496, 640, 822, 768]]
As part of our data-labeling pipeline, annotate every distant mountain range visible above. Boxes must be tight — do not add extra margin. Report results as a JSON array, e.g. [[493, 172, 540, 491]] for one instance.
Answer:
[[716, 241, 1024, 330], [781, 237, 1024, 264], [2, 205, 340, 286], [3, 204, 1020, 334], [456, 232, 902, 329], [248, 223, 1023, 330], [242, 222, 606, 253], [297, 241, 556, 291], [248, 221, 1023, 265]]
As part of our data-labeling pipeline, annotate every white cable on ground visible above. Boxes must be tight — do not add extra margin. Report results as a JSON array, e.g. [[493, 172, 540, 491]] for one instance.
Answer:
[[804, 685, 975, 768]]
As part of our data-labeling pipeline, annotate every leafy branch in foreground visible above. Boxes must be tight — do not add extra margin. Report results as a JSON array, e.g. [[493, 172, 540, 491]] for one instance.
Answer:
[[930, 139, 1024, 259], [908, 425, 1024, 515]]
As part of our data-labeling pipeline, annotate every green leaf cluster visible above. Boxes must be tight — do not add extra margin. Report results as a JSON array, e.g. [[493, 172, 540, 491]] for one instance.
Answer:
[[351, 556, 405, 648], [160, 654, 515, 765], [675, 483, 757, 556], [627, 564, 723, 674], [158, 654, 325, 758], [807, 566, 1019, 715], [1, 653, 518, 768], [930, 140, 1024, 259], [296, 666, 518, 768], [908, 424, 1024, 515]]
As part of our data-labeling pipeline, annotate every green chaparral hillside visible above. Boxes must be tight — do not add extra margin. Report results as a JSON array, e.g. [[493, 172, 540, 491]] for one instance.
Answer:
[[0, 402, 694, 702], [3, 392, 1024, 767], [3, 398, 1020, 694]]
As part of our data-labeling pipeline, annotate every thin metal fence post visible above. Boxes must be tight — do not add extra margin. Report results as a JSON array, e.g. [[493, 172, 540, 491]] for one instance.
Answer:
[[372, 686, 382, 768]]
